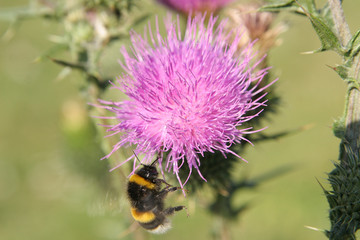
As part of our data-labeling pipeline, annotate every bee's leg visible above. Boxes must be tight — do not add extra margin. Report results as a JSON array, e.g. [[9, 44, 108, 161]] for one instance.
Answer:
[[163, 206, 186, 216], [157, 186, 180, 199], [162, 186, 180, 193], [163, 186, 180, 193], [155, 178, 172, 187]]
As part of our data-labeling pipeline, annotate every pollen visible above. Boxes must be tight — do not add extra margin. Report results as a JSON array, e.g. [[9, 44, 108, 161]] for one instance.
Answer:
[[131, 207, 156, 223]]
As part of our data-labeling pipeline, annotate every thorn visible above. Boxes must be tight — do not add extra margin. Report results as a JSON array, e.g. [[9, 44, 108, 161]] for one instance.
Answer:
[[301, 50, 317, 55], [315, 177, 329, 194], [305, 225, 325, 232], [326, 64, 336, 71], [48, 57, 86, 70]]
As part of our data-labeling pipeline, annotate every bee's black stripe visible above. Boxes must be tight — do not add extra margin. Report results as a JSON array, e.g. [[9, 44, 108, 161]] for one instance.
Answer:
[[138, 215, 165, 230]]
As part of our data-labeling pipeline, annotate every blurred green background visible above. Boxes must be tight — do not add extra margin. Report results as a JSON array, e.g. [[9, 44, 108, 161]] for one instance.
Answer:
[[1, 0, 360, 239]]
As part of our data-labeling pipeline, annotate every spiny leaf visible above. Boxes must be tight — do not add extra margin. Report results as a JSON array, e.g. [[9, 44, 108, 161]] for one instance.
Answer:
[[301, 0, 317, 13], [0, 5, 53, 21], [34, 44, 68, 62], [346, 29, 360, 59], [328, 64, 349, 80], [208, 165, 293, 220], [300, 5, 342, 53], [49, 57, 86, 71], [327, 62, 360, 92], [261, 0, 296, 11], [261, 0, 314, 14], [261, 0, 305, 14], [318, 2, 334, 28], [263, 0, 343, 54]]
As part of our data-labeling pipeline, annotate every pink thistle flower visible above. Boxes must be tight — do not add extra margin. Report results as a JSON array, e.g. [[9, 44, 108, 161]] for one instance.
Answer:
[[95, 14, 275, 190], [157, 0, 234, 14]]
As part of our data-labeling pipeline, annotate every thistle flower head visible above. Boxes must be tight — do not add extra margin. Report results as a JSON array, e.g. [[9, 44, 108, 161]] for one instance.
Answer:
[[225, 3, 287, 59], [157, 0, 234, 14], [95, 14, 274, 190]]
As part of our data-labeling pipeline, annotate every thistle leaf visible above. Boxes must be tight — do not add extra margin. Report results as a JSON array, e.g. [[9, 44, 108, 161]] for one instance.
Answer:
[[261, 0, 306, 15], [261, 0, 297, 11], [303, 11, 342, 53], [263, 0, 342, 54], [49, 58, 86, 71], [318, 2, 334, 28], [0, 5, 54, 21], [328, 64, 349, 80], [345, 29, 360, 59]]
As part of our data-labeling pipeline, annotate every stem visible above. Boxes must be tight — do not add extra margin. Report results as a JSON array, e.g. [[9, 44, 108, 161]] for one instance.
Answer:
[[328, 0, 360, 160], [328, 0, 351, 45], [341, 87, 360, 159], [326, 1, 360, 239]]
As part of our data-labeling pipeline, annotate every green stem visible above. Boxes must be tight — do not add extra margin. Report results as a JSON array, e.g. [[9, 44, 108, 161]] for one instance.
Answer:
[[328, 0, 351, 45], [325, 1, 360, 239], [328, 0, 360, 152], [328, 0, 360, 161]]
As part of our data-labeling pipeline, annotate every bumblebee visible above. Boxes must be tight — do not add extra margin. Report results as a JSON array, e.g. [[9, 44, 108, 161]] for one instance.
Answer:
[[127, 157, 186, 234]]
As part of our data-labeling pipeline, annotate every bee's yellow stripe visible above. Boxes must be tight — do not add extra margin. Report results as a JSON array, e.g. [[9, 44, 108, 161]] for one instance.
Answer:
[[129, 174, 156, 190], [131, 207, 156, 223]]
